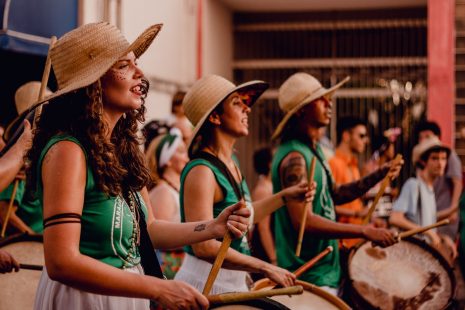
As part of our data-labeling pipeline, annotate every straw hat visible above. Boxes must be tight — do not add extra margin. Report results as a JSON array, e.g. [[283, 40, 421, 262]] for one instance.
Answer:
[[25, 22, 162, 116], [4, 81, 52, 141], [271, 73, 350, 140], [183, 75, 269, 154], [412, 136, 450, 165]]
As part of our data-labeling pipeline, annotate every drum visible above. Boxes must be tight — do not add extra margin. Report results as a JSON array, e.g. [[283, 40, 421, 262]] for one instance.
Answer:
[[347, 237, 456, 310], [252, 279, 351, 310], [0, 233, 44, 310], [210, 297, 290, 309]]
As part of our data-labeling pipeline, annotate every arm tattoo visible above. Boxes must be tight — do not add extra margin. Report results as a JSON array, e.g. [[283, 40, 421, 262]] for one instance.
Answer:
[[194, 223, 206, 232], [332, 166, 389, 205], [281, 155, 307, 188]]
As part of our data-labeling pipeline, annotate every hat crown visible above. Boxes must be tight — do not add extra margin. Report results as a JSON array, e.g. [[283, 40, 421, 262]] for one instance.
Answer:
[[412, 136, 449, 164], [51, 22, 129, 91], [278, 73, 323, 112], [14, 81, 43, 114], [183, 75, 236, 126]]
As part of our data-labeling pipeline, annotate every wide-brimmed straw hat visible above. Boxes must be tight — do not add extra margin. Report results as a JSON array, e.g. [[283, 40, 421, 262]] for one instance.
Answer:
[[26, 22, 162, 115], [271, 73, 350, 140], [183, 75, 269, 154], [4, 81, 52, 141], [412, 136, 450, 165]]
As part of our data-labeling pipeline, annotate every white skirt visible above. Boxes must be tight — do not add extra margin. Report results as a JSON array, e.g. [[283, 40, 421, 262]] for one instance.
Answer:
[[34, 265, 149, 310], [174, 253, 249, 295]]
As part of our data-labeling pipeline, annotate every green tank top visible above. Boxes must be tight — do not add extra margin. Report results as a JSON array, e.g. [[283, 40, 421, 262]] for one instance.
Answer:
[[37, 134, 148, 269], [0, 181, 43, 233], [271, 139, 340, 288], [180, 158, 252, 256]]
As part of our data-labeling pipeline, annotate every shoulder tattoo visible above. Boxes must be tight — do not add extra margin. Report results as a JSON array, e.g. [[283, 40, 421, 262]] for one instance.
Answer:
[[281, 155, 307, 187]]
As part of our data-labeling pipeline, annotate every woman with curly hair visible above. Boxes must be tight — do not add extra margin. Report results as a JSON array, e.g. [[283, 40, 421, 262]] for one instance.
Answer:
[[26, 23, 250, 310], [145, 129, 188, 279]]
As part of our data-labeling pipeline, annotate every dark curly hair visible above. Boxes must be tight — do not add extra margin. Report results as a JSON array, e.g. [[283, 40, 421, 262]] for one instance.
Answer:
[[26, 79, 151, 197]]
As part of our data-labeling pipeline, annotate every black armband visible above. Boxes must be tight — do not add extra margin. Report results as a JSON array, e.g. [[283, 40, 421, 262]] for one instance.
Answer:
[[43, 212, 82, 229]]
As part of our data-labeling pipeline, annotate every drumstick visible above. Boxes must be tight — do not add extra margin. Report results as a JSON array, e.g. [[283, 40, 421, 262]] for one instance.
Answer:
[[19, 263, 43, 271], [362, 154, 403, 225], [33, 36, 57, 129], [207, 285, 303, 304], [295, 157, 316, 257], [202, 201, 246, 296], [398, 219, 450, 241], [294, 245, 333, 278], [0, 37, 56, 238], [0, 180, 19, 238]]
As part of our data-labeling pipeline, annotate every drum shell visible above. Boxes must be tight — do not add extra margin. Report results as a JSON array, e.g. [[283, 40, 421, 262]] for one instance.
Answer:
[[252, 279, 351, 310], [347, 237, 456, 310], [0, 233, 44, 310]]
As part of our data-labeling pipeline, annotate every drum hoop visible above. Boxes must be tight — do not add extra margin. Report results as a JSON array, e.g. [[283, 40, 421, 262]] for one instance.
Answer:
[[347, 236, 456, 310], [252, 279, 351, 310], [0, 233, 43, 247]]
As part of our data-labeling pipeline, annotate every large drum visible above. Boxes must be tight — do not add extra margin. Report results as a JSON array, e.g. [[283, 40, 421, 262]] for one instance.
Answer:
[[252, 279, 351, 309], [347, 237, 456, 310], [210, 297, 290, 309], [0, 233, 44, 310]]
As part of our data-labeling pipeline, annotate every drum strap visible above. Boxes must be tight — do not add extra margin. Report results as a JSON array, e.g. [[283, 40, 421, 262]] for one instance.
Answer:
[[43, 212, 81, 229]]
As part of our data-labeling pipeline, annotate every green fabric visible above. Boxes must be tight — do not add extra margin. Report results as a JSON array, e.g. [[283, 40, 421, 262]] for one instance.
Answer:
[[271, 139, 340, 288], [0, 180, 43, 233], [37, 134, 148, 269], [180, 157, 252, 256]]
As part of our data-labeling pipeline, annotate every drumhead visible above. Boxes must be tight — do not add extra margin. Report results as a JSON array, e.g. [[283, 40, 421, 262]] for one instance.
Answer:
[[0, 233, 44, 310], [252, 280, 351, 310], [210, 297, 290, 309], [348, 237, 456, 310]]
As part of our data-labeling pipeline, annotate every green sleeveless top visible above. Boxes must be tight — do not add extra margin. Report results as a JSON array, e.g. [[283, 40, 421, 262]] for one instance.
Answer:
[[180, 157, 252, 256], [0, 181, 43, 233], [37, 134, 148, 269], [271, 139, 340, 288]]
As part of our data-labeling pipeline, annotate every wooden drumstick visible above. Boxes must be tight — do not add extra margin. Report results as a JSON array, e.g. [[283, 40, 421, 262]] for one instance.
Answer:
[[0, 180, 19, 238], [33, 35, 57, 128], [207, 285, 303, 304], [295, 157, 316, 257], [294, 245, 333, 278], [202, 201, 246, 295], [362, 154, 403, 225], [19, 263, 43, 271], [398, 219, 450, 241], [1, 36, 56, 237]]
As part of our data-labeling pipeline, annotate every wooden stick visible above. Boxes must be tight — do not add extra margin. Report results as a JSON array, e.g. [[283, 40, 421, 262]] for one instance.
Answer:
[[362, 154, 403, 225], [19, 263, 43, 271], [294, 245, 333, 278], [295, 157, 316, 257], [207, 285, 303, 304], [0, 180, 19, 237], [202, 202, 246, 295], [1, 36, 57, 237], [33, 36, 57, 129], [398, 219, 450, 240]]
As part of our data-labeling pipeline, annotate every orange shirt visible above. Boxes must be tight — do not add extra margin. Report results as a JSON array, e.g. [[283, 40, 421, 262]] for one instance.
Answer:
[[329, 149, 364, 247]]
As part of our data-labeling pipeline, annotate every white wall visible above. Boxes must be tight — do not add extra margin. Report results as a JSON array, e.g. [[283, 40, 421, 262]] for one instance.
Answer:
[[203, 0, 233, 80]]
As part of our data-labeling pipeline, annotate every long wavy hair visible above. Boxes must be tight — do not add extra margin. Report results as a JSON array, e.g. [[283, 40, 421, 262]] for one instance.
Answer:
[[26, 79, 151, 197]]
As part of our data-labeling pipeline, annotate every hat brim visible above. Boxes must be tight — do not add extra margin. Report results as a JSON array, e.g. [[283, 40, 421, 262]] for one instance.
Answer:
[[413, 145, 451, 164], [271, 76, 350, 140], [19, 24, 163, 127], [187, 81, 269, 155]]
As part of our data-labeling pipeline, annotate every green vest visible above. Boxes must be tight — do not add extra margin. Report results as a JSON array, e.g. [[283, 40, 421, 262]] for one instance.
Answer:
[[37, 135, 147, 269], [180, 158, 252, 256], [0, 181, 43, 233], [271, 139, 340, 288]]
